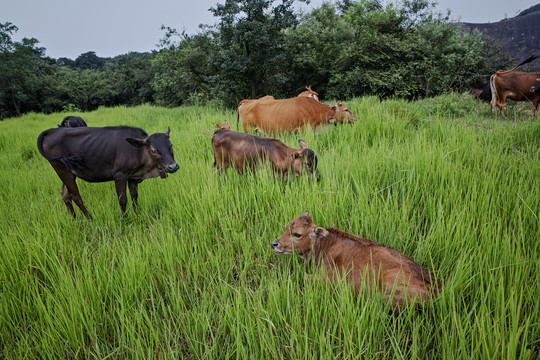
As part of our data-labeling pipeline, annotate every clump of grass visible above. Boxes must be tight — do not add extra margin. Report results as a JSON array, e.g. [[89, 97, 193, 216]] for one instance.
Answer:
[[0, 95, 538, 358]]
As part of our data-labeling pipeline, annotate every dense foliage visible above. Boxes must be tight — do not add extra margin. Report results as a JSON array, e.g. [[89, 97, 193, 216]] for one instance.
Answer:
[[0, 0, 513, 118]]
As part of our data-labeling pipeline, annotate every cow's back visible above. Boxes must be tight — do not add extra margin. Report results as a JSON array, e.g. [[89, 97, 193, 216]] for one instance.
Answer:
[[251, 97, 331, 132], [319, 228, 440, 304], [40, 126, 147, 182]]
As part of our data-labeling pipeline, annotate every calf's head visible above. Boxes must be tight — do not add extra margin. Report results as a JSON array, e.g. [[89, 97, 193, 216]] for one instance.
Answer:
[[289, 140, 320, 180], [214, 121, 231, 130], [126, 127, 179, 177], [271, 211, 329, 257]]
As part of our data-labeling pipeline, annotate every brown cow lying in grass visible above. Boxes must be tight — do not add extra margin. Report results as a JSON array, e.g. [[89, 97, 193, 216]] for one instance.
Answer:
[[271, 211, 441, 308], [212, 130, 319, 180]]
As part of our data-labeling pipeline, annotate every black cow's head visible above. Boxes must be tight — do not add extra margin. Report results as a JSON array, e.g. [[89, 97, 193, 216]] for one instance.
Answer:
[[126, 127, 179, 177]]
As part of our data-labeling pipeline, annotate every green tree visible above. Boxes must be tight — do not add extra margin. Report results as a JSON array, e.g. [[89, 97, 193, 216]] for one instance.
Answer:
[[152, 28, 216, 107], [208, 0, 306, 106], [0, 22, 46, 118]]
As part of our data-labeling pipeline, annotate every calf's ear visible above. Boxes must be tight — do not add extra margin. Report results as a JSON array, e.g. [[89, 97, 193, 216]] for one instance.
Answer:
[[311, 227, 329, 238], [214, 123, 220, 128], [126, 137, 147, 147], [298, 140, 308, 149], [291, 151, 301, 160], [301, 210, 310, 217], [328, 117, 336, 125], [164, 127, 171, 138]]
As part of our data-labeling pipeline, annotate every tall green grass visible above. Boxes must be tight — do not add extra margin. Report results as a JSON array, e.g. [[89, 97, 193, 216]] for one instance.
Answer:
[[0, 95, 538, 359]]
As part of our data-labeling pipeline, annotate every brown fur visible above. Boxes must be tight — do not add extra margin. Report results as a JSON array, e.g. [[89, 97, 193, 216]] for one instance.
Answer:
[[271, 212, 441, 308], [237, 97, 354, 133], [297, 85, 319, 102], [489, 55, 540, 116], [211, 130, 319, 179]]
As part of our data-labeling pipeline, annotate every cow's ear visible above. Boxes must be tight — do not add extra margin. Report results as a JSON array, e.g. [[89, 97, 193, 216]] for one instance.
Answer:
[[328, 117, 336, 125], [298, 140, 308, 150], [311, 227, 329, 239], [301, 211, 310, 217], [164, 127, 171, 138], [126, 137, 147, 147], [214, 123, 220, 129]]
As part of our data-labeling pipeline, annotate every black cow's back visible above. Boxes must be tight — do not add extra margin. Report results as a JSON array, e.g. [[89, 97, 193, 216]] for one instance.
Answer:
[[38, 126, 148, 182]]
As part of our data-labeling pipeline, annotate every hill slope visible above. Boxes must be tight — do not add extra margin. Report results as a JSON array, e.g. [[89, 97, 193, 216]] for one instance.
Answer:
[[459, 4, 540, 69]]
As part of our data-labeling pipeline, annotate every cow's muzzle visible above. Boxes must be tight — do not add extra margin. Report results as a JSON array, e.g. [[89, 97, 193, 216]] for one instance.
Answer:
[[271, 240, 282, 254], [166, 163, 179, 173]]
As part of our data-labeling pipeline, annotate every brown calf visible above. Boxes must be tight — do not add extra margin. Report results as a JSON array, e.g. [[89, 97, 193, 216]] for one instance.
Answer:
[[214, 120, 231, 131], [211, 130, 319, 179], [271, 211, 441, 308]]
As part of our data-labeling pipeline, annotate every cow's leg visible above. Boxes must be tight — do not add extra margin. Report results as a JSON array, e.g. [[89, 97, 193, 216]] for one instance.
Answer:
[[61, 184, 75, 217], [51, 162, 91, 219], [533, 97, 540, 116], [128, 180, 139, 212], [498, 94, 506, 116], [114, 179, 129, 214]]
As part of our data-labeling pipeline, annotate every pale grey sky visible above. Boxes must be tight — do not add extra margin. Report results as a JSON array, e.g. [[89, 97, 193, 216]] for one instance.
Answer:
[[1, 0, 537, 59]]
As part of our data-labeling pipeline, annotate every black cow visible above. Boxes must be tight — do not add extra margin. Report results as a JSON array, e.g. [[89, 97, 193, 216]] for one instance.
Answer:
[[37, 126, 179, 219], [59, 116, 87, 127]]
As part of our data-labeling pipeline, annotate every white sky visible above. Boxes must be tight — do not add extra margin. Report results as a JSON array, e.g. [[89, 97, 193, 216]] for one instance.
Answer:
[[1, 0, 537, 59]]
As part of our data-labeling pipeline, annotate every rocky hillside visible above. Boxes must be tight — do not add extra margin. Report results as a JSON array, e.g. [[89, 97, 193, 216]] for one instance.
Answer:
[[459, 4, 540, 70]]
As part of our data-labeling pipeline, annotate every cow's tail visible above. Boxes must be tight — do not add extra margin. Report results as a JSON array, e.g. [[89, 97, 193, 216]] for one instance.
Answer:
[[496, 54, 540, 74], [489, 73, 498, 110], [236, 101, 245, 131], [37, 130, 82, 170]]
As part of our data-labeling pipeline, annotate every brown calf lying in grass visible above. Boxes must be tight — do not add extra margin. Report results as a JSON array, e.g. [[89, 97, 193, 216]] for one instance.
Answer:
[[271, 211, 441, 308]]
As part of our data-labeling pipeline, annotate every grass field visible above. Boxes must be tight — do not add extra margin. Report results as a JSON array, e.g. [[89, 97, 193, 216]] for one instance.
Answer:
[[0, 94, 539, 359]]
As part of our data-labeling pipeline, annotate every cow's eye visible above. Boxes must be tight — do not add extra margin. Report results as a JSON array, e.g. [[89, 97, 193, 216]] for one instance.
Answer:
[[293, 233, 302, 238]]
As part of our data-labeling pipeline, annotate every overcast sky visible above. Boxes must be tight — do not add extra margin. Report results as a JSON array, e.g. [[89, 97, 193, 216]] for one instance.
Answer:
[[1, 0, 537, 59]]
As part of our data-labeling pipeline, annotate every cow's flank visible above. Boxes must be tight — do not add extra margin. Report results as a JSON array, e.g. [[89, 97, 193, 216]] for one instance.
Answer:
[[212, 130, 319, 179], [271, 211, 441, 308]]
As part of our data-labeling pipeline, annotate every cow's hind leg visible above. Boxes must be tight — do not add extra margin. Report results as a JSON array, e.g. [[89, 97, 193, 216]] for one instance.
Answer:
[[51, 162, 91, 219], [533, 97, 540, 116], [61, 184, 75, 217]]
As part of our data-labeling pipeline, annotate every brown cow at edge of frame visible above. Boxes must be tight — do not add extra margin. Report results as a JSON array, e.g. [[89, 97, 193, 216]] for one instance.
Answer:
[[490, 54, 540, 116], [211, 129, 320, 180], [271, 211, 442, 309], [37, 126, 179, 219]]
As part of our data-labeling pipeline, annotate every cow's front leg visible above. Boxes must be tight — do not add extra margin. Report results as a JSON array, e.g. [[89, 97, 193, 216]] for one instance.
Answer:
[[114, 178, 129, 213], [128, 180, 139, 212]]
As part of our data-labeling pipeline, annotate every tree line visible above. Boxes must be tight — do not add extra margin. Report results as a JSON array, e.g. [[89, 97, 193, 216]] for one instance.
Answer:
[[0, 0, 511, 119]]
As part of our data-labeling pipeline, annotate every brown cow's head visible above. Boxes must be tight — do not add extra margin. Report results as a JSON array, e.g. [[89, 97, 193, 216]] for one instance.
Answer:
[[289, 140, 320, 180], [271, 211, 328, 258], [332, 102, 355, 124], [214, 121, 231, 131], [298, 85, 319, 102], [126, 127, 179, 177]]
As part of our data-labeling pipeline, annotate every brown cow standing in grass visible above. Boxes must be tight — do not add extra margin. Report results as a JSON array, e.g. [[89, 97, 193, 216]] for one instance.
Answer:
[[211, 130, 319, 179], [490, 54, 540, 116], [237, 97, 354, 133], [271, 211, 441, 308]]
